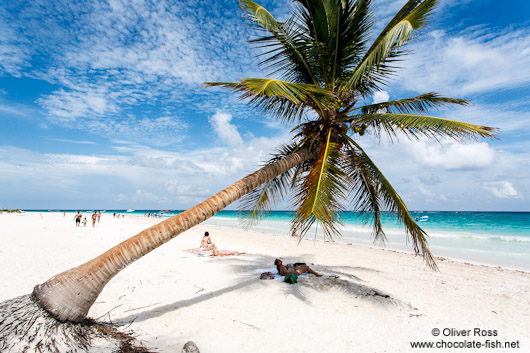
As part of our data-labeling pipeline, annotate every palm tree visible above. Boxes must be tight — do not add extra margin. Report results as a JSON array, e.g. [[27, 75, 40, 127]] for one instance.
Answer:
[[16, 0, 497, 327], [207, 0, 497, 265]]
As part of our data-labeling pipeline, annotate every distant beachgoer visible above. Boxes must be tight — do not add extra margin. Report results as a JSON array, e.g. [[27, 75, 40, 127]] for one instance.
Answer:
[[274, 259, 322, 277], [74, 212, 82, 227], [97, 211, 101, 223], [200, 232, 218, 256], [291, 229, 299, 237], [63, 211, 66, 217], [92, 212, 97, 227], [82, 217, 87, 227]]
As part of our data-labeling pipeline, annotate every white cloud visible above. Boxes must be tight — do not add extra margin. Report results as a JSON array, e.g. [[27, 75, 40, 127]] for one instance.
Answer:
[[403, 138, 495, 170], [419, 186, 434, 197], [440, 102, 530, 134], [209, 111, 243, 147], [0, 7, 31, 75], [0, 122, 290, 209], [354, 131, 529, 211], [0, 103, 30, 117], [48, 138, 96, 145], [371, 90, 389, 104], [164, 181, 210, 197], [483, 181, 520, 199], [39, 88, 117, 122], [1, 0, 260, 143], [400, 27, 530, 96]]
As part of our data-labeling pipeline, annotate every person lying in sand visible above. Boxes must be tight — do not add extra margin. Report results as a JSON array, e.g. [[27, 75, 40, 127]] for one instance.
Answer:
[[200, 232, 218, 256], [274, 258, 322, 277]]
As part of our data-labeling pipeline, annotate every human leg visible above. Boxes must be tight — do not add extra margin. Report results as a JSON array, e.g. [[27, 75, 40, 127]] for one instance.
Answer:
[[295, 265, 322, 277]]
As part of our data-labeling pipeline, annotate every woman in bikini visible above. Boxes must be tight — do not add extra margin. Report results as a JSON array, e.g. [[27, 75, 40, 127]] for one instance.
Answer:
[[200, 232, 218, 256], [274, 259, 322, 277]]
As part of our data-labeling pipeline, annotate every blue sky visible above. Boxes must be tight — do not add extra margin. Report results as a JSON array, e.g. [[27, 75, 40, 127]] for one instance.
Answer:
[[0, 0, 529, 211]]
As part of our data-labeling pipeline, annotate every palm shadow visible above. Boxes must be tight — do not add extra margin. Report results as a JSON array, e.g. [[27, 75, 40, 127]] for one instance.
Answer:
[[113, 253, 398, 326], [114, 277, 256, 325]]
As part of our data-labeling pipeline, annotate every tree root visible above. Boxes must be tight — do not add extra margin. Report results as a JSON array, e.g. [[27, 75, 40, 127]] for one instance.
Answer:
[[0, 294, 154, 353]]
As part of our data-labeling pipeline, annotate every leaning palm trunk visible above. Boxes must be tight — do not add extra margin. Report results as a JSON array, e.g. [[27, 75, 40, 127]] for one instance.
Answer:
[[33, 148, 313, 323]]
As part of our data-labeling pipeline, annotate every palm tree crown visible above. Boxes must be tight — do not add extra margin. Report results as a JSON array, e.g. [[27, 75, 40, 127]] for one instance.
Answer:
[[207, 0, 497, 268]]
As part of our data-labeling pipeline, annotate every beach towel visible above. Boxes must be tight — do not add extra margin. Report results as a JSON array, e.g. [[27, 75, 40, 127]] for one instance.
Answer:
[[254, 268, 310, 282], [185, 248, 246, 257]]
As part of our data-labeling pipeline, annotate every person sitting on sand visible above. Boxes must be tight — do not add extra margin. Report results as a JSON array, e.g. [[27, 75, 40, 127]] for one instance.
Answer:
[[274, 258, 322, 277], [200, 232, 218, 255]]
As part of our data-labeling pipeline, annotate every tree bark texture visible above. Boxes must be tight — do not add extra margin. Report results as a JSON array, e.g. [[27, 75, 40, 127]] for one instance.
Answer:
[[33, 148, 313, 322]]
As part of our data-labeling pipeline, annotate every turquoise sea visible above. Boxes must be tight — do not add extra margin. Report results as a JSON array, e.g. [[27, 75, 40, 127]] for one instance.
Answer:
[[32, 210, 530, 271]]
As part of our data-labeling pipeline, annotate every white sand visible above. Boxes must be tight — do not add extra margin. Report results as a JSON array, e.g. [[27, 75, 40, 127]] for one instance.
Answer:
[[1, 212, 529, 352]]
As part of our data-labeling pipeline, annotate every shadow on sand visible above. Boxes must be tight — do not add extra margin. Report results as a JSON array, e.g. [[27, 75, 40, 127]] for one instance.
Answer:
[[114, 253, 398, 326]]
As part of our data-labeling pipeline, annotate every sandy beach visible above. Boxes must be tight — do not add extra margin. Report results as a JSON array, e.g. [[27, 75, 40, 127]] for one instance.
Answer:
[[1, 212, 528, 352]]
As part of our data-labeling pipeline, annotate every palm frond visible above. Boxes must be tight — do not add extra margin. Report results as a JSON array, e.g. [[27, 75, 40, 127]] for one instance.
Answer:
[[331, 0, 374, 88], [292, 130, 348, 240], [237, 143, 303, 227], [342, 138, 386, 244], [346, 139, 437, 269], [341, 0, 437, 92], [240, 0, 282, 32], [271, 0, 374, 89], [240, 0, 319, 85], [205, 79, 332, 121], [349, 113, 498, 142], [356, 92, 469, 115]]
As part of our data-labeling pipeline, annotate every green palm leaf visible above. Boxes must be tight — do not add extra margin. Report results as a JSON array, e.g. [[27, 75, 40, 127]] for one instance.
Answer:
[[345, 139, 437, 269], [237, 143, 304, 226], [205, 79, 331, 121], [341, 0, 437, 92], [293, 0, 374, 89], [356, 92, 470, 115], [330, 0, 373, 88], [240, 0, 319, 85], [292, 130, 348, 240], [240, 0, 281, 31], [350, 113, 498, 141], [343, 138, 386, 244]]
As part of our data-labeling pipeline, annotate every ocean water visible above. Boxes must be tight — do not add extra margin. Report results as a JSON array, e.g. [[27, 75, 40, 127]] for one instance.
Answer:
[[202, 211, 530, 271], [34, 210, 530, 271]]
